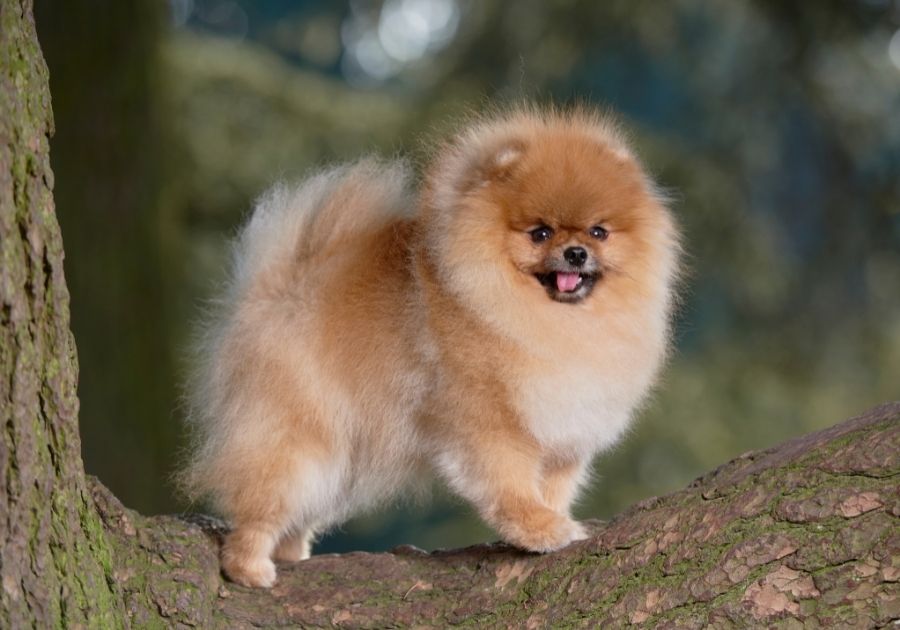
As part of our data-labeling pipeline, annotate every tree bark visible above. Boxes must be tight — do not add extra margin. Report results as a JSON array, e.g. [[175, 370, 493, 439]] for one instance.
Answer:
[[0, 1, 897, 627], [0, 1, 121, 627], [92, 402, 899, 629]]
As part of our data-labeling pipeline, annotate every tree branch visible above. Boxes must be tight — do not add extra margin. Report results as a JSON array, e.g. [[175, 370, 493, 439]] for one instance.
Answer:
[[93, 402, 899, 628]]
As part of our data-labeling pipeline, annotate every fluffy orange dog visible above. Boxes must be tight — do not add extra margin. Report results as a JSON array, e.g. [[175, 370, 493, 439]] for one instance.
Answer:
[[183, 107, 680, 587]]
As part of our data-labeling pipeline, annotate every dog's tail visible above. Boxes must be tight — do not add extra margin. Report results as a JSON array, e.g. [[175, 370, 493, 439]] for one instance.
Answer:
[[230, 157, 414, 296], [177, 158, 413, 504]]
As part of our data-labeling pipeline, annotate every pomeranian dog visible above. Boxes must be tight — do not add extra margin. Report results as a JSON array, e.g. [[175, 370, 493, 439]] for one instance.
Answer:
[[182, 107, 680, 588]]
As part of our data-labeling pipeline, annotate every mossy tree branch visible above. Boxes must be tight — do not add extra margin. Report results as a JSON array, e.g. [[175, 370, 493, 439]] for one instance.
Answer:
[[95, 403, 898, 628]]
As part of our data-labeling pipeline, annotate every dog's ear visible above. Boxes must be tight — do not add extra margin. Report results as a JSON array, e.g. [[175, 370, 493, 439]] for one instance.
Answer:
[[482, 140, 527, 182], [464, 138, 527, 189], [424, 131, 529, 211]]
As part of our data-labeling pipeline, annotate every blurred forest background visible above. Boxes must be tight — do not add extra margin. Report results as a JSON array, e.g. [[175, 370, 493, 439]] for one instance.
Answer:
[[34, 0, 900, 553]]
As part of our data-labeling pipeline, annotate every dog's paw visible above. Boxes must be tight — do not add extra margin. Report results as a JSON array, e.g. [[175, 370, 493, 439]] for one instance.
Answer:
[[272, 534, 312, 564], [500, 508, 585, 553], [569, 520, 589, 542], [221, 554, 277, 588]]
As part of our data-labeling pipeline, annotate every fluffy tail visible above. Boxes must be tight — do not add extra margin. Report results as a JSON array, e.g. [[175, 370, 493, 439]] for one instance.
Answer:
[[178, 157, 413, 504], [231, 157, 414, 296]]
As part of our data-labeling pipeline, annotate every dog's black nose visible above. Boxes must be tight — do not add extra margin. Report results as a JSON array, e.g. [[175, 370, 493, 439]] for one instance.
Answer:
[[564, 246, 588, 267]]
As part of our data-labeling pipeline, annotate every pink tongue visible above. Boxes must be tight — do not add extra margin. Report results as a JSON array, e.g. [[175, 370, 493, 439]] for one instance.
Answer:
[[556, 272, 581, 292]]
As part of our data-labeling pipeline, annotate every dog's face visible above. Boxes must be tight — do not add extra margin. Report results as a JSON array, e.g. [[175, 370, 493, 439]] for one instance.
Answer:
[[518, 227, 604, 303], [424, 114, 676, 317], [488, 132, 666, 305]]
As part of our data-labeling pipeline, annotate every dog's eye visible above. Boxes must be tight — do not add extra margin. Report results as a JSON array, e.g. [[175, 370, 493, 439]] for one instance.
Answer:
[[589, 225, 609, 240], [529, 225, 553, 243]]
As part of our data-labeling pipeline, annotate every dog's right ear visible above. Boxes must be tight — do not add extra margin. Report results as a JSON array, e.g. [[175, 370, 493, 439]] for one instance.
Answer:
[[479, 139, 527, 183], [466, 139, 528, 188], [424, 132, 528, 211]]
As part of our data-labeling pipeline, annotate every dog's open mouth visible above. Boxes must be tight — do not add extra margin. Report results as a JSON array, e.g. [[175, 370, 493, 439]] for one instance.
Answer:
[[534, 271, 599, 303]]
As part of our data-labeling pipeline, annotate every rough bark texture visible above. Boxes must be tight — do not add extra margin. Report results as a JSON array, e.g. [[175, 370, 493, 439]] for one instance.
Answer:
[[93, 402, 899, 629], [1, 1, 898, 627], [0, 0, 121, 627]]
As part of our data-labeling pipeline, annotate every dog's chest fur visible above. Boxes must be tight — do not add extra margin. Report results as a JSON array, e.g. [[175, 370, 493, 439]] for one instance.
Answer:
[[514, 334, 657, 459]]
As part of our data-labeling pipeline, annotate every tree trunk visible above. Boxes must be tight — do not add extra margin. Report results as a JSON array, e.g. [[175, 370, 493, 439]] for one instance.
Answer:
[[0, 1, 897, 627], [0, 0, 121, 626]]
